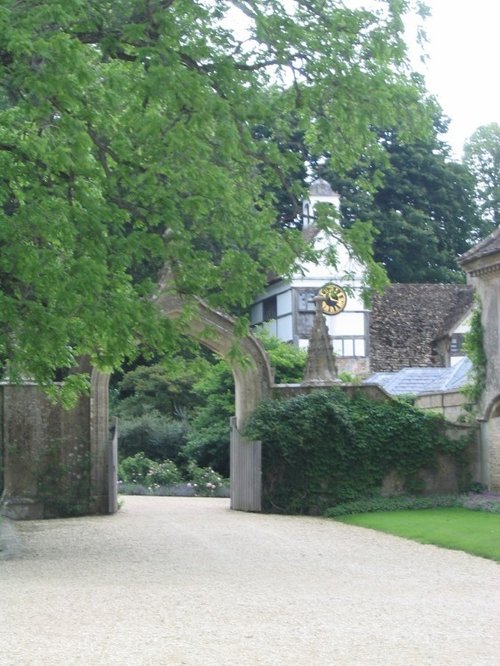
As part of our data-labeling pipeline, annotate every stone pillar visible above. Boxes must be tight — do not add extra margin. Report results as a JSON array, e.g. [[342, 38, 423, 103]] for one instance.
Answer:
[[302, 295, 339, 385], [459, 228, 500, 492], [89, 369, 111, 513], [0, 385, 46, 519], [0, 382, 94, 520]]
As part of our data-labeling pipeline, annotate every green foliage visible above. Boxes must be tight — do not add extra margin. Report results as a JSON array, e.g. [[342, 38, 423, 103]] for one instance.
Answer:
[[462, 302, 487, 405], [0, 0, 433, 398], [118, 452, 182, 488], [111, 354, 211, 419], [325, 490, 500, 517], [328, 112, 487, 283], [255, 329, 307, 383], [118, 412, 189, 463], [338, 371, 362, 385], [245, 388, 468, 514], [182, 362, 234, 476], [182, 333, 308, 474], [185, 462, 227, 497], [464, 123, 500, 226], [324, 494, 460, 517], [117, 453, 227, 496]]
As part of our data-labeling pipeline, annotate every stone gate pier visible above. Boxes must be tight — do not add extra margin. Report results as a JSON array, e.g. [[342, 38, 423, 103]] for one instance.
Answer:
[[460, 229, 500, 492], [0, 368, 111, 520]]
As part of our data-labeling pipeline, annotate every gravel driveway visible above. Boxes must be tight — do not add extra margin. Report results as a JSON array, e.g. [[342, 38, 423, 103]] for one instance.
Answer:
[[0, 496, 499, 665]]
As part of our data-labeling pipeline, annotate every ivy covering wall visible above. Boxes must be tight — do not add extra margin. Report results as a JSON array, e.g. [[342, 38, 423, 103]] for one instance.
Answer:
[[245, 388, 470, 514]]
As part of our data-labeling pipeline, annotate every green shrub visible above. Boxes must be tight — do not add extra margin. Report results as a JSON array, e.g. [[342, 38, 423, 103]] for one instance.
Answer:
[[460, 492, 500, 513], [119, 412, 189, 462], [186, 462, 228, 496], [245, 388, 468, 515], [118, 452, 182, 487], [324, 495, 460, 517], [462, 302, 487, 405], [255, 329, 307, 383], [117, 453, 229, 496]]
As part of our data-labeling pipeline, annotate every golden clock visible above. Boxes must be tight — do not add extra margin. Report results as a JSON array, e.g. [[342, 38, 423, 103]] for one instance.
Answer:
[[318, 283, 347, 316]]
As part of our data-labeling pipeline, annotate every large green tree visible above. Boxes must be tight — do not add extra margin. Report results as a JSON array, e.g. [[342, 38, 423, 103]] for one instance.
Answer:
[[0, 0, 431, 400], [464, 123, 500, 227], [328, 113, 487, 283]]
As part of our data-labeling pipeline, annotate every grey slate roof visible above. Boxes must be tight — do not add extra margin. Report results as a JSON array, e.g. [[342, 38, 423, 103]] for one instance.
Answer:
[[366, 357, 472, 396]]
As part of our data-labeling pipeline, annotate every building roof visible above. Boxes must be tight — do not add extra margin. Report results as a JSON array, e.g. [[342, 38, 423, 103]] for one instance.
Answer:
[[366, 356, 472, 395], [458, 227, 500, 267], [308, 178, 336, 197], [370, 283, 474, 372]]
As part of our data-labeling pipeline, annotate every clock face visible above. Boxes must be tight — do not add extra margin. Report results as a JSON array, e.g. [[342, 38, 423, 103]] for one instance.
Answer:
[[319, 283, 347, 316]]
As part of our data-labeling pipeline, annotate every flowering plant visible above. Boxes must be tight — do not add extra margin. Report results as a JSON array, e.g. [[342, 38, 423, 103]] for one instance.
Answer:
[[187, 462, 227, 496]]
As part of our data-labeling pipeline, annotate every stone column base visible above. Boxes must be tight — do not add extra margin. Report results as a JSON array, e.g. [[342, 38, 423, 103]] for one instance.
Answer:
[[0, 494, 44, 520]]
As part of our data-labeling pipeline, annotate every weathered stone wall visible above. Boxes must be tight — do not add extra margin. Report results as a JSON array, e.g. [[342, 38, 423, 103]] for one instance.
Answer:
[[336, 357, 370, 376], [382, 423, 479, 496], [414, 390, 471, 423], [464, 268, 500, 491], [272, 383, 479, 496], [458, 230, 500, 492], [480, 417, 500, 491], [0, 384, 92, 520], [272, 382, 391, 402]]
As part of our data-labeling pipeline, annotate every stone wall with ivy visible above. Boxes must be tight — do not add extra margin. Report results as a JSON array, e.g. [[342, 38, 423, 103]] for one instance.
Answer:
[[245, 387, 477, 515]]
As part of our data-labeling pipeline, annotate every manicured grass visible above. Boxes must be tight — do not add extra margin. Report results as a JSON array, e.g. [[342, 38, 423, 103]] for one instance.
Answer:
[[336, 508, 500, 562]]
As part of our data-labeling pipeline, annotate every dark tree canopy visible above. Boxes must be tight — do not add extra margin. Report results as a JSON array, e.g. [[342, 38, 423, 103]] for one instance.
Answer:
[[328, 113, 487, 283], [0, 0, 432, 400]]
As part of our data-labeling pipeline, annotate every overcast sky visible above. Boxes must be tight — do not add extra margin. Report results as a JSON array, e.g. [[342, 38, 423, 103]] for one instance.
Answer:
[[407, 0, 500, 158], [225, 1, 499, 159]]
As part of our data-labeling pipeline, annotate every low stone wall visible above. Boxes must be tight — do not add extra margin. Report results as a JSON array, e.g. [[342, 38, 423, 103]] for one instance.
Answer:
[[272, 382, 391, 402], [382, 423, 480, 496], [272, 383, 480, 499], [415, 390, 471, 423]]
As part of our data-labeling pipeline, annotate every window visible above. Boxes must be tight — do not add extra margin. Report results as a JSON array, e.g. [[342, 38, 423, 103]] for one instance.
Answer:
[[332, 337, 365, 358], [296, 289, 317, 336], [262, 296, 277, 321], [450, 334, 464, 355], [297, 289, 317, 312]]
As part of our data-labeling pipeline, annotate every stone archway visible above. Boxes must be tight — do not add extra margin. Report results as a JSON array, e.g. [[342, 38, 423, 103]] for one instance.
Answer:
[[84, 294, 274, 515], [155, 293, 274, 427], [0, 295, 273, 519], [156, 292, 274, 511]]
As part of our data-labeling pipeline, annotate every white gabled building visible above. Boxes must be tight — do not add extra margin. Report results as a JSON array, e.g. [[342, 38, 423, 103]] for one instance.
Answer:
[[250, 179, 371, 375]]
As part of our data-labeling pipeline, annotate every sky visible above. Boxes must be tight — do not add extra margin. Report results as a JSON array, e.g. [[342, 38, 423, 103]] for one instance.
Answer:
[[224, 0, 499, 160], [406, 0, 500, 158]]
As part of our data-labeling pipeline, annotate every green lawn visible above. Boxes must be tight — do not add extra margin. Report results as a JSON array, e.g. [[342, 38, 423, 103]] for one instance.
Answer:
[[335, 508, 500, 562]]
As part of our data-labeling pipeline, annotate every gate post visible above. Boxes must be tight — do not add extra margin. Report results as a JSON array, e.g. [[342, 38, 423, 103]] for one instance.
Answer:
[[108, 417, 118, 514], [230, 417, 262, 512]]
